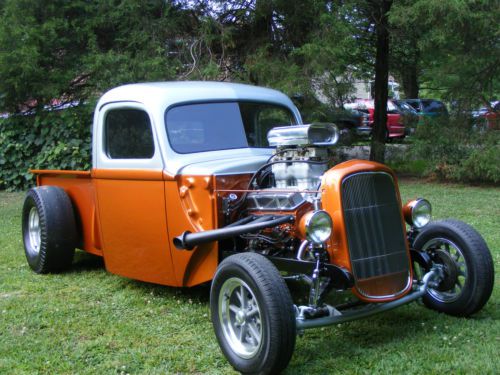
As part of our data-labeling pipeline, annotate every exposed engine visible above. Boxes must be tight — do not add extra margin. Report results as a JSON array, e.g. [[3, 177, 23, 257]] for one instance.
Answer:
[[227, 123, 340, 259], [246, 123, 339, 211]]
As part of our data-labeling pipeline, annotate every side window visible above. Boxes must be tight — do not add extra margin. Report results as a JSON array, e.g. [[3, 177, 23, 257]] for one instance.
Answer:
[[407, 101, 420, 111], [240, 103, 296, 147], [387, 101, 399, 114], [105, 108, 154, 159], [423, 100, 447, 113]]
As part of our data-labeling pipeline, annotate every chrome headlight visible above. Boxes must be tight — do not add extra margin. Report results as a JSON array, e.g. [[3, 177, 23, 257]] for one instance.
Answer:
[[404, 198, 432, 228], [302, 210, 333, 244]]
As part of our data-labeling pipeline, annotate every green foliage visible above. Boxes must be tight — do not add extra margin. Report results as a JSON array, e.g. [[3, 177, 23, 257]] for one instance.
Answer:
[[410, 117, 500, 183], [0, 0, 187, 111], [391, 0, 500, 103], [0, 105, 92, 191]]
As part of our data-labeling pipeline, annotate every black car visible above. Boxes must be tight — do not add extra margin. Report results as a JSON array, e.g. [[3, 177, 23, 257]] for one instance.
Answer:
[[396, 99, 448, 124]]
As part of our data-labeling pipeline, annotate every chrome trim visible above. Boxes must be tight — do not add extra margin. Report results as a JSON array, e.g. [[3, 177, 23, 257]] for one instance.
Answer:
[[296, 268, 438, 330], [267, 123, 339, 147], [406, 198, 432, 228], [218, 277, 263, 359], [296, 240, 310, 261], [304, 210, 333, 244], [246, 191, 306, 211], [28, 207, 41, 255]]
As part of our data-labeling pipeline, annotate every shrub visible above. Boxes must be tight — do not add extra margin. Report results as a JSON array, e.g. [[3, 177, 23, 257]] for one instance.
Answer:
[[409, 116, 500, 184], [0, 104, 93, 191]]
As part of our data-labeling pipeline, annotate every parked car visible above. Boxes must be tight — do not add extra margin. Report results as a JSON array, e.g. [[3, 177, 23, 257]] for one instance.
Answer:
[[291, 96, 371, 144], [22, 82, 494, 374], [393, 100, 419, 133], [344, 99, 406, 139], [397, 99, 448, 124], [330, 108, 372, 139], [472, 101, 499, 130]]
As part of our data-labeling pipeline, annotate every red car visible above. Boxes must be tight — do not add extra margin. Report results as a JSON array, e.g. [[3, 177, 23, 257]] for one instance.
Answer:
[[345, 99, 406, 139], [473, 101, 499, 130]]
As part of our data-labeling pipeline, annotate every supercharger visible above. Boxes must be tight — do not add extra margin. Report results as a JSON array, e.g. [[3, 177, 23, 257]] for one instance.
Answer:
[[246, 123, 339, 211]]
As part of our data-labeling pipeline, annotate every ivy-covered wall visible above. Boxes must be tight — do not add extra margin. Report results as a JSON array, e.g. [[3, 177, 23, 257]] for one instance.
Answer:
[[0, 105, 93, 191]]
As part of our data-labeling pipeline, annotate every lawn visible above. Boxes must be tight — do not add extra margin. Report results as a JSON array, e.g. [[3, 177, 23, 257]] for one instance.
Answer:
[[1, 180, 499, 374]]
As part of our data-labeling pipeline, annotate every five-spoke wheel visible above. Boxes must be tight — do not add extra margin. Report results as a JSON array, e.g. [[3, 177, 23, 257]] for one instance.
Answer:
[[219, 277, 262, 359], [210, 253, 296, 375]]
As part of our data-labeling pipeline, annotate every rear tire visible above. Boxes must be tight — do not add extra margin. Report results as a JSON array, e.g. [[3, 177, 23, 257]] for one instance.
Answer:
[[413, 220, 494, 317], [210, 253, 296, 375], [22, 186, 77, 273]]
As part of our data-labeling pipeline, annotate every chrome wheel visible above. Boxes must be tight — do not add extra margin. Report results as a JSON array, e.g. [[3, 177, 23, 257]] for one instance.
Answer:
[[422, 237, 468, 303], [218, 277, 262, 359], [28, 207, 41, 254]]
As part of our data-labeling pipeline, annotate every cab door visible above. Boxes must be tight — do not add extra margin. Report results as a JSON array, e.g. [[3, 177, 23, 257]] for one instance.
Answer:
[[93, 102, 176, 285]]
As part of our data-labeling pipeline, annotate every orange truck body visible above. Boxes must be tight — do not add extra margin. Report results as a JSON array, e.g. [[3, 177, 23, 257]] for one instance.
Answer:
[[32, 159, 412, 301], [32, 168, 218, 287]]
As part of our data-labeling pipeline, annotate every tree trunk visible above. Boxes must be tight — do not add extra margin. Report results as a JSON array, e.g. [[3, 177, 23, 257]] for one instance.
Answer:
[[401, 60, 419, 98], [369, 0, 393, 163]]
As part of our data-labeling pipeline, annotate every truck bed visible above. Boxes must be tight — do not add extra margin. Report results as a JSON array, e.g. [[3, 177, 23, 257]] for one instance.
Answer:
[[31, 170, 103, 256]]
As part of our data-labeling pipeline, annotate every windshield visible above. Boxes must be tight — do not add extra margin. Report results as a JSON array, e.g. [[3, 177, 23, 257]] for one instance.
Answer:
[[422, 100, 447, 113], [396, 101, 417, 113], [165, 101, 296, 153]]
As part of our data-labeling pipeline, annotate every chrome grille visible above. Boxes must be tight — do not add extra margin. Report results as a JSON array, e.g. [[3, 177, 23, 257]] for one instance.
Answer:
[[341, 172, 410, 298]]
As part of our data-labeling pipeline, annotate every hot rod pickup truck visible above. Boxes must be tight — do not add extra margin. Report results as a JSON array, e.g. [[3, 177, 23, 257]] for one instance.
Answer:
[[22, 82, 494, 374]]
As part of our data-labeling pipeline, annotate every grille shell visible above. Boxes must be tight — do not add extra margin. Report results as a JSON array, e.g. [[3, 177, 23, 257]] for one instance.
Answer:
[[341, 172, 410, 299]]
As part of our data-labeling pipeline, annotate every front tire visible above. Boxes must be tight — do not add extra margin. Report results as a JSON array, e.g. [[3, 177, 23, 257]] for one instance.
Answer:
[[210, 253, 296, 375], [22, 186, 77, 273], [413, 220, 494, 317]]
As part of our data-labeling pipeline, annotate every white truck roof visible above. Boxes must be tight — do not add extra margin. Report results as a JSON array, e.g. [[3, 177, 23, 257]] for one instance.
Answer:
[[98, 81, 299, 112]]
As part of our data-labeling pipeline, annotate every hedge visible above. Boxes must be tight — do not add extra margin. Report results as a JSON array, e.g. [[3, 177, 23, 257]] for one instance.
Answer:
[[0, 104, 93, 191]]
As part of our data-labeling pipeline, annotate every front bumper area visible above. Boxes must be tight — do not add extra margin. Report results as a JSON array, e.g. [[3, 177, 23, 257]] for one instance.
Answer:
[[354, 126, 373, 137], [295, 268, 439, 331]]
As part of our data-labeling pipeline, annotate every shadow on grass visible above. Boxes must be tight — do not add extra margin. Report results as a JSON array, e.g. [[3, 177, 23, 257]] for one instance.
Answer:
[[122, 278, 212, 303], [286, 309, 438, 373], [69, 250, 105, 273], [285, 304, 500, 374], [67, 250, 212, 302]]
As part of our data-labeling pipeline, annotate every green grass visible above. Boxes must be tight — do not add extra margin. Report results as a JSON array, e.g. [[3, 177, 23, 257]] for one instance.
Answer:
[[1, 180, 499, 374]]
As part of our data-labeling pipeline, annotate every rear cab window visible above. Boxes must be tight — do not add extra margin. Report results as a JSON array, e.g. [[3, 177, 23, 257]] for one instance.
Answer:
[[105, 108, 155, 159]]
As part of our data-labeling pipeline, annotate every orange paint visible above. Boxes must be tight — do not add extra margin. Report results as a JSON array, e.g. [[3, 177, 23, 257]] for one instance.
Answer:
[[33, 170, 102, 256], [320, 160, 413, 302], [33, 168, 220, 287], [31, 162, 413, 297], [165, 175, 218, 287], [93, 168, 177, 285]]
